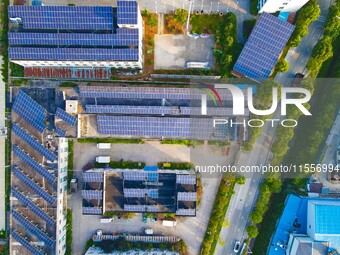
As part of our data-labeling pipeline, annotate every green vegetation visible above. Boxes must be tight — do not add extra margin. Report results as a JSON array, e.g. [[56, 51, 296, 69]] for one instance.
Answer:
[[200, 177, 236, 255], [214, 13, 243, 77], [164, 9, 188, 34], [236, 176, 246, 185], [95, 238, 187, 254], [246, 225, 259, 238], [94, 161, 146, 169], [59, 81, 78, 87], [288, 0, 320, 47], [275, 59, 290, 73], [1, 0, 9, 87], [78, 137, 144, 144], [10, 62, 24, 77], [157, 162, 192, 170], [67, 140, 74, 192], [65, 209, 72, 255], [243, 19, 256, 40], [0, 230, 5, 239], [174, 9, 188, 24], [84, 239, 95, 254], [190, 14, 224, 34], [250, 0, 259, 15], [323, 0, 340, 40], [161, 139, 204, 146], [141, 9, 158, 27], [11, 78, 28, 86], [207, 140, 231, 146]]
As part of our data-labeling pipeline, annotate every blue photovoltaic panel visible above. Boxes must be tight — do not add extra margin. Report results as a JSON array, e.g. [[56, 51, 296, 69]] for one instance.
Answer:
[[12, 210, 55, 246], [81, 190, 103, 200], [11, 231, 44, 255], [117, 0, 138, 25], [124, 188, 158, 198], [12, 167, 56, 205], [147, 172, 158, 182], [233, 13, 295, 82], [82, 207, 102, 215], [9, 47, 139, 61], [176, 175, 196, 185], [9, 29, 139, 47], [55, 127, 66, 137], [176, 209, 196, 216], [83, 172, 103, 183], [12, 123, 56, 162], [86, 105, 174, 115], [11, 187, 55, 226], [124, 204, 159, 212], [177, 192, 197, 201], [13, 146, 56, 184], [8, 6, 113, 30], [12, 91, 46, 133], [56, 108, 77, 126], [123, 171, 147, 181]]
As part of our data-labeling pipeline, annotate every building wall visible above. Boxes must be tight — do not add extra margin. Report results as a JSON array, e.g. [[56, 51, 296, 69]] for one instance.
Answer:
[[55, 138, 68, 255], [307, 201, 316, 239], [259, 0, 309, 13], [11, 60, 143, 69]]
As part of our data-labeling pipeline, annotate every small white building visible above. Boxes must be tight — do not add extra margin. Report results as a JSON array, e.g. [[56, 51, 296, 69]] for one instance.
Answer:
[[258, 0, 310, 13]]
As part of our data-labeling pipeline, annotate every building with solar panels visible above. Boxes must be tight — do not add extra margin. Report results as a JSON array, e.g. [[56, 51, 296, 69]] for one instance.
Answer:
[[10, 89, 72, 255], [81, 167, 197, 216], [232, 13, 295, 83], [8, 0, 143, 70]]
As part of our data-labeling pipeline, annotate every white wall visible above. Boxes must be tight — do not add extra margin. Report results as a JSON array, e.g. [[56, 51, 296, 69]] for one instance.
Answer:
[[259, 0, 309, 13]]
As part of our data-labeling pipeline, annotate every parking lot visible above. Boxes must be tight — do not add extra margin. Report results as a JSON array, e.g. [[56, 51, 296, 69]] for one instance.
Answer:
[[70, 141, 239, 255], [154, 35, 215, 70]]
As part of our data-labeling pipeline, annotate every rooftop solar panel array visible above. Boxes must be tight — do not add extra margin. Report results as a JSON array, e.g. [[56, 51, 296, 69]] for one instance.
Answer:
[[56, 108, 77, 126], [12, 210, 55, 246], [11, 187, 55, 226], [124, 204, 160, 212], [11, 230, 44, 255], [81, 190, 103, 200], [83, 172, 103, 183], [233, 13, 295, 82], [176, 175, 196, 185], [176, 209, 196, 216], [55, 127, 66, 137], [97, 116, 229, 139], [12, 91, 46, 133], [9, 29, 139, 47], [82, 207, 102, 215], [124, 188, 159, 198], [123, 171, 147, 181], [8, 6, 113, 30], [117, 0, 138, 25], [13, 123, 56, 162], [12, 167, 56, 205], [177, 192, 197, 201], [9, 47, 139, 61], [13, 146, 56, 184]]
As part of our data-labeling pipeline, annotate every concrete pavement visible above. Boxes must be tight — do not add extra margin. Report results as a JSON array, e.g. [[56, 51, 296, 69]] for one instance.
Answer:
[[0, 56, 6, 231]]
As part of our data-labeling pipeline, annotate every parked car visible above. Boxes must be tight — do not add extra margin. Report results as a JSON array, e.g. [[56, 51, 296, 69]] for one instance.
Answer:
[[233, 241, 241, 253]]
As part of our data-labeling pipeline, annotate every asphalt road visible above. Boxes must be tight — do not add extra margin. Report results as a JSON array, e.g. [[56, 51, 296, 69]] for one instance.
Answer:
[[275, 0, 332, 86]]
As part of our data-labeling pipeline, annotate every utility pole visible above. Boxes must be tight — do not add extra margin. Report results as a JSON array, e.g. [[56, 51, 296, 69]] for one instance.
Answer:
[[186, 0, 193, 31]]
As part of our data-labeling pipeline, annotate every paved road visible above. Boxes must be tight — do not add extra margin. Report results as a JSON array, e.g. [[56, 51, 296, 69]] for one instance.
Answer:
[[275, 0, 332, 86], [0, 56, 6, 231]]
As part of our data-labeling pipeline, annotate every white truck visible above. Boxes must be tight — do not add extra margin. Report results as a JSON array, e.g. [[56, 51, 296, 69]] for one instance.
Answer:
[[96, 156, 110, 163], [100, 218, 113, 223], [97, 143, 111, 149], [162, 220, 177, 227]]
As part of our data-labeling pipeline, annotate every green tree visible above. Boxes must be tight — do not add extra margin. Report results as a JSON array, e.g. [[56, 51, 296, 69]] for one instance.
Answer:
[[256, 80, 282, 107], [236, 176, 246, 185], [275, 60, 290, 72], [174, 9, 188, 24], [247, 225, 259, 238], [324, 5, 340, 39], [250, 211, 263, 224]]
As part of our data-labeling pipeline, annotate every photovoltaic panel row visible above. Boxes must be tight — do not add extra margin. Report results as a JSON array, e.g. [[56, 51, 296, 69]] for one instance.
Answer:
[[11, 230, 44, 255], [176, 175, 196, 185], [79, 86, 238, 101], [124, 204, 160, 212], [177, 192, 197, 201], [124, 188, 158, 198], [12, 167, 56, 205], [12, 91, 46, 133], [82, 207, 102, 215], [233, 13, 295, 82], [97, 116, 229, 139], [81, 190, 103, 200], [86, 105, 174, 115], [9, 48, 139, 61], [8, 6, 113, 30], [12, 210, 55, 246], [13, 145, 56, 184], [83, 172, 103, 183], [56, 108, 77, 126], [9, 30, 139, 47], [123, 171, 147, 181], [11, 187, 55, 226], [13, 123, 56, 162], [176, 209, 196, 216], [117, 0, 138, 25], [55, 127, 66, 137]]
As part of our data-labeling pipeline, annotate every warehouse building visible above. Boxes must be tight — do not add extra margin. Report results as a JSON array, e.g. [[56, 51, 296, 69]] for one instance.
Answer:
[[8, 0, 143, 70]]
